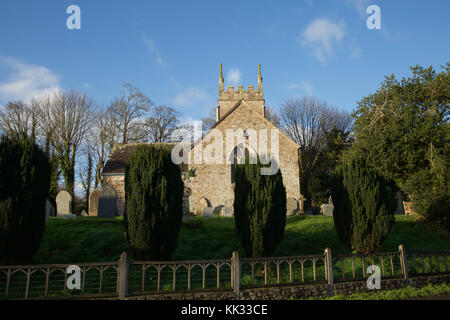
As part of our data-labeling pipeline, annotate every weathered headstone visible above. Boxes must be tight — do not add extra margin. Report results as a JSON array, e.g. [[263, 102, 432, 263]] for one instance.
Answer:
[[62, 214, 76, 219], [45, 199, 55, 220], [328, 195, 333, 206], [98, 185, 117, 218], [202, 207, 214, 217], [182, 195, 191, 216], [195, 197, 210, 216], [81, 210, 88, 216], [220, 206, 233, 217], [213, 205, 224, 215], [321, 196, 334, 216], [89, 189, 101, 216], [56, 190, 72, 216], [321, 204, 334, 216], [298, 194, 306, 211], [403, 201, 416, 216], [395, 192, 405, 215], [287, 198, 298, 216]]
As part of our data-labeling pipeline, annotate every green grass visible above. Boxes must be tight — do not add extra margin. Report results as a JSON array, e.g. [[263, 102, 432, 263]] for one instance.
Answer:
[[2, 215, 448, 299], [32, 215, 450, 264], [32, 217, 128, 264], [307, 283, 450, 300]]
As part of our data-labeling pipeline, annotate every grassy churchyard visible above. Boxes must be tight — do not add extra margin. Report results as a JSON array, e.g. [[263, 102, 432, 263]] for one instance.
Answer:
[[33, 215, 450, 264]]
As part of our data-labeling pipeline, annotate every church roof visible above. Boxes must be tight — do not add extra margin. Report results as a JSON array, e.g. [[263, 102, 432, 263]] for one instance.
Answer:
[[190, 99, 300, 150], [102, 142, 177, 175]]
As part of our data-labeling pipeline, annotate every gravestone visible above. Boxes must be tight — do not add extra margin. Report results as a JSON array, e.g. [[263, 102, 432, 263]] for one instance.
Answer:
[[321, 196, 334, 217], [98, 185, 117, 218], [45, 199, 55, 220], [220, 206, 233, 217], [63, 214, 76, 219], [195, 197, 210, 216], [287, 198, 298, 216], [89, 189, 101, 216], [183, 196, 190, 216], [213, 205, 224, 215], [395, 192, 405, 215], [81, 210, 88, 216], [225, 199, 234, 214], [202, 207, 214, 217], [321, 204, 334, 216], [56, 190, 72, 216], [403, 201, 416, 216], [298, 194, 306, 211]]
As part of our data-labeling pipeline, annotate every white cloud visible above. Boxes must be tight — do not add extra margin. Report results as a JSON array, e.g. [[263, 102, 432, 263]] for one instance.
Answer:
[[226, 68, 242, 85], [173, 87, 209, 107], [345, 0, 370, 17], [288, 81, 314, 96], [0, 56, 61, 103], [299, 18, 346, 63], [142, 36, 167, 68]]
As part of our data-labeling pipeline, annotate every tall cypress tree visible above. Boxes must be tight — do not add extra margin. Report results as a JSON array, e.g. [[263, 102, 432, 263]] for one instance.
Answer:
[[124, 144, 184, 260], [234, 158, 286, 257], [331, 157, 396, 253], [0, 136, 51, 264]]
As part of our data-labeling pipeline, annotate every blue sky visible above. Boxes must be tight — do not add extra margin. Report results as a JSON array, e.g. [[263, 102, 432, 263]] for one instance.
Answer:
[[0, 0, 449, 121]]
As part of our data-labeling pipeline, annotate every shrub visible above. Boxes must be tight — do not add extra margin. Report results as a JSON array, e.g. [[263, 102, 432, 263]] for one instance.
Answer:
[[403, 168, 449, 230], [233, 159, 286, 257], [331, 156, 396, 253], [124, 144, 184, 260], [0, 136, 51, 264]]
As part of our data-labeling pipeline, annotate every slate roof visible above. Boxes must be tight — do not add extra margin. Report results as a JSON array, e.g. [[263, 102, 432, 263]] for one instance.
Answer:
[[102, 142, 177, 175]]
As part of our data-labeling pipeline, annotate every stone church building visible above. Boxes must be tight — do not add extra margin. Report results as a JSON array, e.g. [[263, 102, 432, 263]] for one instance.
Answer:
[[102, 65, 302, 216]]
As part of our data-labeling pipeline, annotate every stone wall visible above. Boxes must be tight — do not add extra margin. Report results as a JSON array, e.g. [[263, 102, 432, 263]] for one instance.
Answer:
[[124, 274, 450, 300], [333, 274, 450, 296], [186, 101, 301, 215], [218, 86, 264, 116], [240, 283, 330, 300], [126, 289, 235, 300], [102, 175, 125, 216]]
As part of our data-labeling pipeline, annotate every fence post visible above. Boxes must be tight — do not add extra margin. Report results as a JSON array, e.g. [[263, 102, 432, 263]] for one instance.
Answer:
[[118, 251, 129, 300], [231, 251, 240, 300], [399, 244, 408, 280], [324, 248, 334, 297]]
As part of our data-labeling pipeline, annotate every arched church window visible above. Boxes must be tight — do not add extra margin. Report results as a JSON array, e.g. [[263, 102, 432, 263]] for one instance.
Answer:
[[230, 143, 257, 185]]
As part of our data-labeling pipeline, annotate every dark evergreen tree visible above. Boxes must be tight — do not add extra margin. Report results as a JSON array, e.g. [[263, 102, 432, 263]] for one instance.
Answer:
[[0, 136, 51, 264], [351, 63, 449, 229], [329, 166, 353, 250], [124, 144, 184, 260], [234, 158, 287, 257], [331, 157, 396, 253]]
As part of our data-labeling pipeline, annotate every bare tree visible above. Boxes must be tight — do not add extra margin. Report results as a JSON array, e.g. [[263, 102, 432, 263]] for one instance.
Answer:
[[145, 105, 181, 142], [108, 83, 152, 144], [38, 89, 95, 198], [280, 97, 329, 158], [280, 97, 352, 205], [92, 107, 118, 187], [78, 138, 94, 211], [201, 108, 217, 130], [321, 106, 353, 135], [265, 106, 281, 127], [0, 100, 39, 142]]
